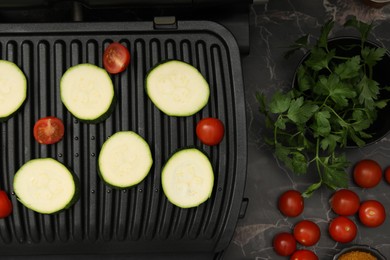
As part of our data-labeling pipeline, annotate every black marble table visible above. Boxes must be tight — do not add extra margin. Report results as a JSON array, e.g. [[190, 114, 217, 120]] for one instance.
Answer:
[[225, 0, 390, 259]]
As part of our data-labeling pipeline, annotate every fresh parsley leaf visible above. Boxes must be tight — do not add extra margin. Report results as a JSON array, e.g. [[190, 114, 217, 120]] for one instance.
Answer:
[[312, 110, 331, 137], [334, 56, 361, 80], [376, 100, 388, 109], [302, 181, 322, 198], [269, 91, 292, 114], [320, 134, 341, 152], [257, 92, 276, 129], [348, 127, 366, 147], [344, 16, 373, 43], [305, 47, 335, 71], [287, 97, 318, 124], [331, 87, 356, 107], [291, 151, 308, 175], [361, 47, 387, 67], [351, 109, 371, 131], [321, 155, 349, 190], [358, 130, 373, 139], [357, 75, 379, 109], [315, 74, 356, 107], [256, 92, 267, 114], [337, 127, 349, 147], [296, 66, 314, 92], [318, 20, 335, 49], [275, 116, 287, 130], [295, 34, 310, 46], [275, 143, 293, 170], [313, 75, 330, 96], [284, 34, 310, 59]]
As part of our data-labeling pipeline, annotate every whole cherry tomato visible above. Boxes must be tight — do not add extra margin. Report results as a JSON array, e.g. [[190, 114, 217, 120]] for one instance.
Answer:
[[353, 159, 382, 188], [273, 232, 297, 256], [103, 42, 130, 74], [196, 117, 225, 146], [359, 200, 386, 227], [384, 166, 390, 184], [33, 116, 65, 145], [278, 190, 304, 217], [0, 190, 12, 218], [330, 189, 360, 216], [328, 216, 357, 243], [293, 220, 321, 246], [290, 249, 319, 260]]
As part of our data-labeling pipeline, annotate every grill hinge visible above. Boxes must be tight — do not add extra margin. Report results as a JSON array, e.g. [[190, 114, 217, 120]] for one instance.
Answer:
[[238, 198, 249, 219], [153, 16, 178, 29]]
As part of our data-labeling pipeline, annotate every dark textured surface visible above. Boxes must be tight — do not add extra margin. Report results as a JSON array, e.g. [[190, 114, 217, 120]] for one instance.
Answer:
[[6, 1, 390, 259], [0, 21, 246, 256], [225, 0, 390, 259]]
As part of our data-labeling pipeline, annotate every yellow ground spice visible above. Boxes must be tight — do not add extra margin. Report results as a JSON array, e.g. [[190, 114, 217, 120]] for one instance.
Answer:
[[338, 250, 377, 260]]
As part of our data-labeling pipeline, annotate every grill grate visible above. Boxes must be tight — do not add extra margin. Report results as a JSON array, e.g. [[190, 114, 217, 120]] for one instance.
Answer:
[[0, 21, 246, 255]]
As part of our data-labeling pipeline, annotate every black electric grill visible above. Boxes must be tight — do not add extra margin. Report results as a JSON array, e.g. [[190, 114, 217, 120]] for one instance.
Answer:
[[0, 14, 247, 257]]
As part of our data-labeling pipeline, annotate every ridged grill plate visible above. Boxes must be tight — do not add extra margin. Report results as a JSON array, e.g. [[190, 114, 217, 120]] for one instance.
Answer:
[[0, 21, 247, 255]]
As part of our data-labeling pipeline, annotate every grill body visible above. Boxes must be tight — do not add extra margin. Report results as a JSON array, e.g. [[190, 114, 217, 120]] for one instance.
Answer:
[[0, 21, 247, 255]]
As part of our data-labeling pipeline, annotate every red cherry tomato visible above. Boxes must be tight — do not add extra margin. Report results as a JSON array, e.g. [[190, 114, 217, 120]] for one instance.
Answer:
[[293, 220, 321, 246], [273, 232, 297, 256], [359, 200, 386, 227], [328, 216, 357, 243], [33, 116, 65, 145], [353, 159, 382, 188], [330, 189, 360, 216], [196, 117, 225, 146], [278, 190, 304, 217], [290, 249, 319, 260], [0, 191, 12, 218], [385, 166, 390, 184], [103, 42, 130, 74]]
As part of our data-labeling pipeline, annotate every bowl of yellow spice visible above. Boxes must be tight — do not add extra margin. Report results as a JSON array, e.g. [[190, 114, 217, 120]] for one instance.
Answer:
[[333, 245, 386, 260]]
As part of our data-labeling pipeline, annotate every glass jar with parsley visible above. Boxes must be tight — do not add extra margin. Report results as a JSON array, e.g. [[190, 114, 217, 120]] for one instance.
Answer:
[[258, 17, 390, 197]]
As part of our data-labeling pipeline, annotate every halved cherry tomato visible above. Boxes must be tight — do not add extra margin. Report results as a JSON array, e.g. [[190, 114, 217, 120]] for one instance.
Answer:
[[353, 159, 382, 188], [273, 232, 296, 256], [330, 189, 360, 216], [359, 200, 386, 227], [196, 117, 225, 146], [33, 116, 64, 145], [278, 190, 304, 217], [0, 190, 12, 218], [103, 42, 130, 74], [293, 220, 321, 246], [290, 249, 319, 260], [328, 216, 357, 243]]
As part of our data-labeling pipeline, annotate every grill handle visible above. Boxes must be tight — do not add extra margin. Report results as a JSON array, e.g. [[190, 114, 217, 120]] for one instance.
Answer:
[[0, 0, 252, 8]]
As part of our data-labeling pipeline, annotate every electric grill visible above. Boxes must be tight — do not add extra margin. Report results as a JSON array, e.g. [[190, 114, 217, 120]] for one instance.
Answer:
[[0, 1, 251, 258]]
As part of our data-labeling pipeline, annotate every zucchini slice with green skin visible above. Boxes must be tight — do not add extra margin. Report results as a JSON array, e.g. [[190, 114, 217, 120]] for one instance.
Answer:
[[98, 131, 153, 188], [145, 60, 210, 117], [13, 158, 79, 214], [0, 60, 27, 121], [60, 63, 115, 123], [162, 148, 214, 208]]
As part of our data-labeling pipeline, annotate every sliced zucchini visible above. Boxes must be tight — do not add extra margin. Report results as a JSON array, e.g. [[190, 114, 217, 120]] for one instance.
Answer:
[[60, 63, 115, 123], [162, 148, 214, 208], [98, 131, 153, 188], [145, 60, 210, 117], [13, 158, 79, 214], [0, 60, 27, 121]]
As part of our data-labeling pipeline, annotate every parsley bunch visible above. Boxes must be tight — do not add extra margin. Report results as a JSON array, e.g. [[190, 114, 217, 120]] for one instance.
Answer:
[[258, 17, 390, 197]]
